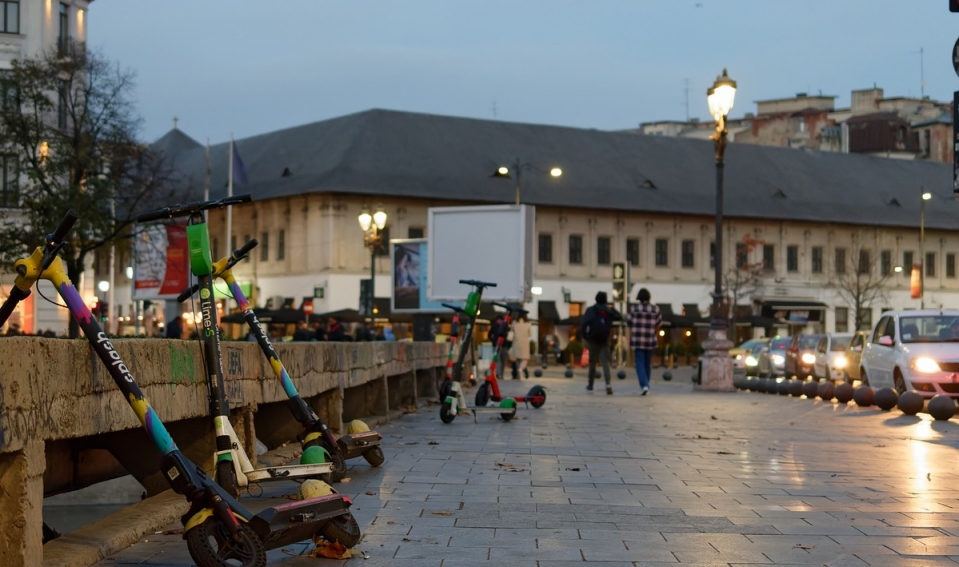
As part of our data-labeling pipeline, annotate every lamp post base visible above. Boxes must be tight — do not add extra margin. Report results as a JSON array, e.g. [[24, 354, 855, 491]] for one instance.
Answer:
[[697, 327, 735, 392]]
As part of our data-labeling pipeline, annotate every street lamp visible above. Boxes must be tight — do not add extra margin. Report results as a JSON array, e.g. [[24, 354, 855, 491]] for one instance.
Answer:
[[492, 158, 563, 205], [358, 205, 387, 321], [920, 190, 932, 309], [701, 68, 737, 392]]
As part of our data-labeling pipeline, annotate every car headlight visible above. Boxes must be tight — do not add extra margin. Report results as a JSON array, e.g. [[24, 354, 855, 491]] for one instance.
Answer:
[[801, 353, 816, 364], [912, 357, 941, 373], [834, 356, 847, 368], [745, 355, 758, 366], [734, 354, 742, 360], [771, 354, 784, 365]]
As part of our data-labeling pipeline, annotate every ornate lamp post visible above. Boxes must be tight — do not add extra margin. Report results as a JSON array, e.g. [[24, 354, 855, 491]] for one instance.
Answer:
[[700, 68, 737, 392], [493, 158, 563, 204], [358, 206, 387, 320], [920, 190, 932, 309]]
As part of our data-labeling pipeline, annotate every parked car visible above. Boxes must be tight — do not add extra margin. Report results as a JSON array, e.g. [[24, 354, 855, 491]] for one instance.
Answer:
[[860, 309, 959, 397], [843, 331, 869, 384], [743, 340, 771, 377], [812, 333, 853, 382], [785, 333, 823, 380], [730, 339, 768, 374], [759, 337, 790, 378]]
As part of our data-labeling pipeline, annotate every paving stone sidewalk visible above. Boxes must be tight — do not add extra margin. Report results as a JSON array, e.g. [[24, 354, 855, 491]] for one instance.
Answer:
[[89, 366, 959, 567]]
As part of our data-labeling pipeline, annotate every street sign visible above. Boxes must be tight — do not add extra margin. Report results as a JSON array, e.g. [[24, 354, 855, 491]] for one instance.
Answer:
[[953, 37, 959, 77], [612, 261, 629, 303], [313, 286, 324, 299]]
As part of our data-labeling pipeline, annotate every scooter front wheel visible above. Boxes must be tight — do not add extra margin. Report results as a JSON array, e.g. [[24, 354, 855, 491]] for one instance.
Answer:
[[186, 517, 265, 567], [319, 512, 362, 548], [439, 401, 456, 423], [527, 385, 547, 409], [329, 451, 347, 482], [216, 460, 239, 499], [475, 382, 491, 407]]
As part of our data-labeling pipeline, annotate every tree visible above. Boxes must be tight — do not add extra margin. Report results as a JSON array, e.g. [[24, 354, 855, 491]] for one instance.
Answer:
[[831, 245, 889, 331], [722, 233, 766, 332], [0, 41, 180, 337]]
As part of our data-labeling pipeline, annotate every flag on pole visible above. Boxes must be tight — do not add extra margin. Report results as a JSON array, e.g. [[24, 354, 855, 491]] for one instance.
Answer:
[[232, 141, 248, 185]]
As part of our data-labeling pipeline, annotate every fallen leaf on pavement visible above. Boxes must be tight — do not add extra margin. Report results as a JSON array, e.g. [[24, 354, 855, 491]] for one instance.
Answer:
[[431, 511, 453, 516], [309, 539, 353, 559], [565, 467, 581, 471], [428, 441, 440, 445], [387, 521, 398, 525], [710, 415, 717, 420], [717, 451, 733, 455], [340, 477, 352, 483], [366, 491, 376, 496], [792, 544, 815, 550], [161, 529, 183, 536]]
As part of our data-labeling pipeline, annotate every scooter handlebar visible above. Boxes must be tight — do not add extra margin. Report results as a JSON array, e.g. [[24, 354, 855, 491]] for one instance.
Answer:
[[458, 279, 497, 288], [492, 301, 529, 315], [441, 303, 466, 313], [46, 210, 79, 249], [136, 194, 253, 223]]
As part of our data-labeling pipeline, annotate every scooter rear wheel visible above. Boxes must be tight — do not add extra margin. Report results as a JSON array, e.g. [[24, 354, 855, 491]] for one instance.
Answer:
[[440, 401, 456, 423], [362, 446, 385, 467], [216, 460, 239, 499], [319, 513, 362, 548], [438, 380, 452, 404], [527, 385, 547, 409], [328, 451, 347, 482], [475, 382, 491, 407], [186, 517, 265, 567]]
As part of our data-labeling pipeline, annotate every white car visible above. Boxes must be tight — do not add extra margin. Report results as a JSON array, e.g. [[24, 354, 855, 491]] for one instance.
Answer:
[[860, 310, 959, 397], [813, 333, 853, 382]]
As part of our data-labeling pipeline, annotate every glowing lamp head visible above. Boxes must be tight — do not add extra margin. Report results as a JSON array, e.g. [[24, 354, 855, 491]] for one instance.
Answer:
[[372, 208, 387, 230], [707, 68, 737, 122], [550, 167, 562, 177], [357, 210, 372, 232]]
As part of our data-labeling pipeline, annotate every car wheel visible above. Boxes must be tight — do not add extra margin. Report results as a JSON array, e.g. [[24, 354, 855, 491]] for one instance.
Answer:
[[893, 369, 907, 395], [860, 368, 870, 387]]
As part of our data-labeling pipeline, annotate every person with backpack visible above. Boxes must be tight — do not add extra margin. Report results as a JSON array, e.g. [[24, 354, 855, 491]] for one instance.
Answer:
[[627, 288, 662, 396], [580, 291, 621, 395]]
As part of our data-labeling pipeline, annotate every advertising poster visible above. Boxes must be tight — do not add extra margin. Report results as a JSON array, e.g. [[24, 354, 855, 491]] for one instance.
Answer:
[[132, 223, 189, 300], [911, 264, 923, 299], [391, 239, 445, 312]]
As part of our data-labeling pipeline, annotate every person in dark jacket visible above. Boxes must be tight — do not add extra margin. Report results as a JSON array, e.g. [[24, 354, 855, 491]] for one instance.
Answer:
[[580, 291, 621, 395], [292, 320, 314, 341], [325, 317, 346, 342]]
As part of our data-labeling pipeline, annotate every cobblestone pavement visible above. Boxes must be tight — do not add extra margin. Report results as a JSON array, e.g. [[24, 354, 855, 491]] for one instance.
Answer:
[[89, 366, 959, 567]]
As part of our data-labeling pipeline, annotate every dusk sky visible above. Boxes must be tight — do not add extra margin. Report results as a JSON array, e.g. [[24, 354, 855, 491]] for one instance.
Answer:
[[89, 1, 959, 144]]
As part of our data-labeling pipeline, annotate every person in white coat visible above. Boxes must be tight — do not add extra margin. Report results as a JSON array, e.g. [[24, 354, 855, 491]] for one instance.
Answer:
[[510, 314, 533, 379]]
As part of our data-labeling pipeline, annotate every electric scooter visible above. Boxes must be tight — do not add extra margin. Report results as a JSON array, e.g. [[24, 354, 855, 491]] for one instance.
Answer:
[[440, 279, 497, 397], [2, 207, 358, 567], [178, 240, 384, 483], [474, 302, 547, 409]]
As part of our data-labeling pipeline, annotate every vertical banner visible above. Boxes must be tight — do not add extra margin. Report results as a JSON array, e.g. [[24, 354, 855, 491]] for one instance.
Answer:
[[132, 223, 189, 300], [391, 238, 446, 312], [910, 264, 923, 299]]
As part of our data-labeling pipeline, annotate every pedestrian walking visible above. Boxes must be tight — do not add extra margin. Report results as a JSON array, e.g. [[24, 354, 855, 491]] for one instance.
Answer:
[[580, 291, 621, 395], [509, 314, 532, 379], [627, 288, 662, 396]]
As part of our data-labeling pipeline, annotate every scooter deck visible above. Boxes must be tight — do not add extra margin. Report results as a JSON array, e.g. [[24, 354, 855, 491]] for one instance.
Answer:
[[244, 462, 333, 482], [250, 493, 353, 550], [338, 431, 383, 461]]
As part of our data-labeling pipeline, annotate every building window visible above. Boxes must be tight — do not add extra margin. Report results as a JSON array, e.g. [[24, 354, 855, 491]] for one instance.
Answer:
[[538, 233, 552, 263], [626, 238, 639, 266], [735, 242, 747, 269], [260, 232, 269, 261], [710, 241, 715, 268], [569, 235, 582, 265], [859, 309, 873, 332], [811, 246, 823, 273], [408, 227, 424, 239], [948, 253, 956, 278], [786, 245, 798, 272], [762, 244, 774, 272], [277, 229, 285, 261], [57, 80, 67, 130], [834, 247, 846, 274], [926, 252, 936, 277], [58, 3, 68, 55], [0, 70, 13, 110], [654, 238, 668, 267], [881, 250, 891, 276], [835, 307, 849, 333], [597, 236, 611, 266], [681, 239, 694, 268], [903, 251, 914, 271], [0, 154, 17, 208], [858, 249, 870, 275], [0, 1, 19, 34]]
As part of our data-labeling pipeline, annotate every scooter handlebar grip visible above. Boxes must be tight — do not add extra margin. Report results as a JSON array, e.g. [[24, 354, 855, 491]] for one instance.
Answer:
[[458, 279, 497, 288], [47, 209, 79, 247], [0, 287, 30, 327], [177, 283, 200, 303]]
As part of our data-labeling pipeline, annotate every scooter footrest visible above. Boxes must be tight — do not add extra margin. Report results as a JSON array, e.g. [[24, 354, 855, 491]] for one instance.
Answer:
[[250, 494, 352, 550]]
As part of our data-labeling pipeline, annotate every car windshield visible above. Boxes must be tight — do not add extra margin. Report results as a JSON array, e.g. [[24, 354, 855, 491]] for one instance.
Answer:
[[800, 335, 821, 349], [737, 340, 764, 350], [899, 315, 959, 343], [830, 337, 851, 351], [770, 338, 790, 350]]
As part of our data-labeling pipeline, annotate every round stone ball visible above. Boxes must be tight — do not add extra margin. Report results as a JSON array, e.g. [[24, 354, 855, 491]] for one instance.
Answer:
[[853, 386, 875, 407], [617, 370, 627, 380], [663, 371, 673, 381], [777, 380, 790, 395], [755, 379, 767, 393], [874, 387, 899, 411], [802, 380, 820, 399], [789, 380, 804, 397], [928, 395, 956, 421], [564, 369, 574, 378], [817, 381, 835, 401], [764, 378, 777, 393], [834, 383, 854, 403], [897, 391, 924, 416], [533, 369, 543, 378]]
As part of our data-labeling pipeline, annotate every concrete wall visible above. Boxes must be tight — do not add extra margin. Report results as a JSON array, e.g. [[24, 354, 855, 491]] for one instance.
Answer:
[[0, 337, 446, 567]]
